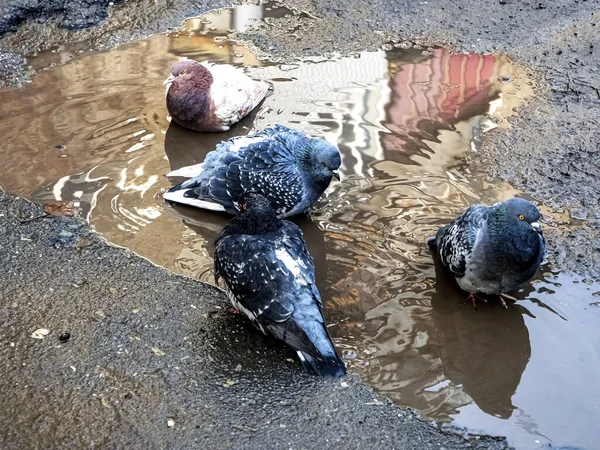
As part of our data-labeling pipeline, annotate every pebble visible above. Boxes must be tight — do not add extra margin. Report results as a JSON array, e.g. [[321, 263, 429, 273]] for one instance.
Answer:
[[152, 347, 166, 356], [31, 328, 50, 339]]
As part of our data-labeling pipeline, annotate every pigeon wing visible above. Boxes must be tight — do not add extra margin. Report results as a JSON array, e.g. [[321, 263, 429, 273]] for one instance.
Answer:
[[165, 129, 302, 213], [436, 204, 489, 278], [214, 224, 320, 331], [230, 137, 305, 215], [214, 231, 297, 324], [280, 221, 321, 305], [204, 63, 270, 127]]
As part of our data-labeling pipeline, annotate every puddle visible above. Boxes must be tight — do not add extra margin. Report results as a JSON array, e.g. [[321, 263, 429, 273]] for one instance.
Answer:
[[1, 2, 599, 449]]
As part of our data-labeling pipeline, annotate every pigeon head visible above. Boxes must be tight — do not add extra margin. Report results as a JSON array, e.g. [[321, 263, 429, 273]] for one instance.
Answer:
[[303, 139, 341, 185], [238, 192, 273, 213], [502, 198, 543, 235], [221, 192, 283, 236], [164, 60, 213, 93], [165, 60, 215, 129]]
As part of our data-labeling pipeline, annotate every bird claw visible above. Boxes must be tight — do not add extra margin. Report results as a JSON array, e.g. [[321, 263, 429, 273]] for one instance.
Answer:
[[230, 308, 240, 314], [466, 293, 479, 309], [466, 293, 493, 309], [467, 293, 510, 309], [495, 295, 509, 309]]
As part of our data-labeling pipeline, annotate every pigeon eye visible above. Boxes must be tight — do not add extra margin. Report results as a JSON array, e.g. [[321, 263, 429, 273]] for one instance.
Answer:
[[518, 214, 525, 220], [321, 161, 327, 167], [179, 70, 185, 75]]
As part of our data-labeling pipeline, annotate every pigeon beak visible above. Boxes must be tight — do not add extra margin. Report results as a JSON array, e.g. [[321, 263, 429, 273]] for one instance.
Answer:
[[531, 222, 542, 234], [332, 170, 340, 181], [164, 74, 176, 98], [163, 74, 176, 86]]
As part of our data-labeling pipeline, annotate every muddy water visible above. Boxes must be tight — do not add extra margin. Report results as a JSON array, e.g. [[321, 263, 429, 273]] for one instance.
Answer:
[[1, 3, 599, 449]]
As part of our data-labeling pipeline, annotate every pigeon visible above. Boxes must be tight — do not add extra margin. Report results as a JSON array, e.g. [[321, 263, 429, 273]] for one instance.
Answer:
[[164, 59, 270, 132], [427, 198, 545, 308], [163, 125, 341, 218], [214, 193, 346, 377]]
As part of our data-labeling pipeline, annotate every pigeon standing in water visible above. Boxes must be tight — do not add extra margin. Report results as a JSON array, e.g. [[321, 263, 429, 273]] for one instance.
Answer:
[[214, 193, 346, 377], [164, 59, 270, 132], [428, 198, 545, 308], [164, 125, 341, 218]]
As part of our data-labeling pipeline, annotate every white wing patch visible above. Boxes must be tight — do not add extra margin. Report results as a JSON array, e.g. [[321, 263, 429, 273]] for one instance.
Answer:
[[297, 351, 306, 363], [163, 189, 226, 212], [206, 63, 270, 127], [228, 135, 270, 153], [275, 248, 308, 283], [166, 163, 204, 179]]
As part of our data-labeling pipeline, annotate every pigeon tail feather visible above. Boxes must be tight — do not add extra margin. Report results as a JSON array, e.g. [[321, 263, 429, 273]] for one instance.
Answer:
[[297, 350, 346, 378], [164, 175, 202, 194], [163, 188, 226, 212], [166, 163, 204, 179], [293, 320, 346, 378]]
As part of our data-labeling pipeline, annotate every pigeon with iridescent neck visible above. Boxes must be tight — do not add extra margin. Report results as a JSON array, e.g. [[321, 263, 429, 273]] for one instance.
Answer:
[[164, 59, 270, 132], [427, 198, 545, 308], [163, 125, 341, 218]]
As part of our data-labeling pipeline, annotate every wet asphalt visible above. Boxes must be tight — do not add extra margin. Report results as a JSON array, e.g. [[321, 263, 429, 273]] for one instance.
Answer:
[[0, 0, 599, 448]]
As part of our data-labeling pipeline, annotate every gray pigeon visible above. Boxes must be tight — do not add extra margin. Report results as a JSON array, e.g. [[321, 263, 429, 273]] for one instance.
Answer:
[[164, 125, 341, 218], [214, 193, 346, 377], [164, 59, 270, 132], [427, 198, 545, 308]]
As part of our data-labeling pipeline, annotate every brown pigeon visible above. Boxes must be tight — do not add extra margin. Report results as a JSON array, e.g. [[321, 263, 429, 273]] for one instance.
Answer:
[[164, 59, 270, 132]]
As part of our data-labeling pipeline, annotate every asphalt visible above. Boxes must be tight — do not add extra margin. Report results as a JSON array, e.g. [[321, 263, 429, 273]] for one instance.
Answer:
[[0, 0, 599, 448]]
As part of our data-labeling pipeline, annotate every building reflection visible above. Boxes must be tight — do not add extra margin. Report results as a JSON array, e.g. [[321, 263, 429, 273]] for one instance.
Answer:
[[381, 49, 501, 164]]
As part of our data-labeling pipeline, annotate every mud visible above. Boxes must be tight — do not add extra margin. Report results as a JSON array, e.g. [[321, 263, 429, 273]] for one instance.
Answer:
[[0, 0, 122, 34]]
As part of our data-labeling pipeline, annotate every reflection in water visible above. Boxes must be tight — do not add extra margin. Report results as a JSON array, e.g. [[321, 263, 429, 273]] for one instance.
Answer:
[[1, 3, 599, 449], [164, 109, 261, 172], [431, 258, 531, 420]]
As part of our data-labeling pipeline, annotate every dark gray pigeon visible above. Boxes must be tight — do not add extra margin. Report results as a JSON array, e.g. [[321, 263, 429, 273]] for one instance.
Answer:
[[164, 59, 270, 132], [164, 125, 341, 218], [214, 193, 346, 377], [427, 198, 545, 308]]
